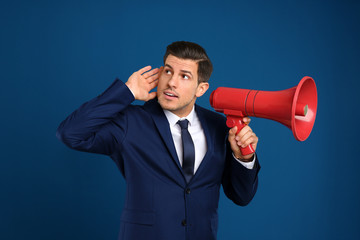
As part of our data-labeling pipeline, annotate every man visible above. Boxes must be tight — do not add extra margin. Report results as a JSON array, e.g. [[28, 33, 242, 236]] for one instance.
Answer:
[[57, 41, 260, 240]]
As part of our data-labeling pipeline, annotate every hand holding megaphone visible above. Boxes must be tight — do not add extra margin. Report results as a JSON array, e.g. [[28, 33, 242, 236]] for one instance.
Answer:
[[226, 114, 256, 156], [210, 76, 318, 156], [227, 116, 258, 160]]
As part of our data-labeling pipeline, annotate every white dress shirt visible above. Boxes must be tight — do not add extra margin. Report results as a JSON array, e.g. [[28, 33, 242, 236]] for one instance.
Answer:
[[163, 106, 255, 173]]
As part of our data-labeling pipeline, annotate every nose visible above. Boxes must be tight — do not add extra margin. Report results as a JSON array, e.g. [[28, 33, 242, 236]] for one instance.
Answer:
[[168, 74, 178, 88]]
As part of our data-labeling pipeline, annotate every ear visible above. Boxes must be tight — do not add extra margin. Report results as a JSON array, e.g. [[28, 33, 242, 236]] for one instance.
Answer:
[[195, 82, 209, 97]]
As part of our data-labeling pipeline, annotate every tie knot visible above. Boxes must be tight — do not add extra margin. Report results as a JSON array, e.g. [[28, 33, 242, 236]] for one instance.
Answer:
[[177, 119, 189, 130]]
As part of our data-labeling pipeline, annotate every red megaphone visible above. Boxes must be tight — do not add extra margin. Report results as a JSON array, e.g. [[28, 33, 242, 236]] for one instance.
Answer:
[[210, 76, 318, 156]]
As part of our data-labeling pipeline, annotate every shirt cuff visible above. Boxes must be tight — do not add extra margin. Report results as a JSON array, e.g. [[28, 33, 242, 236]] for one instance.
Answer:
[[126, 85, 135, 98], [232, 153, 256, 169]]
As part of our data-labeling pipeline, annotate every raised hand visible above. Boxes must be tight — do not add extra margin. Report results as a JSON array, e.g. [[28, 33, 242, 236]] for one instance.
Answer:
[[125, 66, 162, 101]]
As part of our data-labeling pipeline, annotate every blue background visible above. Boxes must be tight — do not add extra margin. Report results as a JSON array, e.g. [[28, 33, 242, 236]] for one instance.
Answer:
[[1, 0, 359, 239]]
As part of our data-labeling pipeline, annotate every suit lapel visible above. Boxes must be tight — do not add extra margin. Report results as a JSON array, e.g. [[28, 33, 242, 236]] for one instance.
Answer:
[[189, 105, 214, 183], [143, 99, 185, 185]]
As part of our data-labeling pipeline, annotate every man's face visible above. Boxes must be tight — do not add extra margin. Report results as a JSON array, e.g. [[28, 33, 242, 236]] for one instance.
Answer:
[[157, 55, 209, 117]]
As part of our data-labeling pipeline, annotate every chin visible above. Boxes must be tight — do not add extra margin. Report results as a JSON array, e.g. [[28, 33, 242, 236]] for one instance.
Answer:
[[158, 100, 176, 111]]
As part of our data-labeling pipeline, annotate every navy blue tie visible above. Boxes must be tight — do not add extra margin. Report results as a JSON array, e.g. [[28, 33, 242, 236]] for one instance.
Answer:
[[177, 119, 195, 183]]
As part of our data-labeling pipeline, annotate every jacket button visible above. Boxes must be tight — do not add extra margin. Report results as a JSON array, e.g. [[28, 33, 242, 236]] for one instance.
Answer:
[[186, 188, 191, 194], [181, 219, 187, 226]]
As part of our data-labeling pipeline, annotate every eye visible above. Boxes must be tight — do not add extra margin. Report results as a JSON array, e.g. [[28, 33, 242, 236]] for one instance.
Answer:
[[165, 69, 172, 75], [182, 75, 189, 80]]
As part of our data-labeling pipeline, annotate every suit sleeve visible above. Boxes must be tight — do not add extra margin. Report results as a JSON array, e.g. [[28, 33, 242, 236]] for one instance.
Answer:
[[222, 142, 261, 206], [56, 79, 134, 156]]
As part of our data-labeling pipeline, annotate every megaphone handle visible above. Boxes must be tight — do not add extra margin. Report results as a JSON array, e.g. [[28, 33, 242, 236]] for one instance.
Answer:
[[226, 115, 255, 156]]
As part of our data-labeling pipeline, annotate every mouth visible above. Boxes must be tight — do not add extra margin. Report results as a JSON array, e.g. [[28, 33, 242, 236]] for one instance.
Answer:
[[163, 90, 178, 99]]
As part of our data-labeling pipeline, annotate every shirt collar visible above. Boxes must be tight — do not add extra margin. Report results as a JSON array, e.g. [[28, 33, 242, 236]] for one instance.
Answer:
[[163, 106, 196, 128]]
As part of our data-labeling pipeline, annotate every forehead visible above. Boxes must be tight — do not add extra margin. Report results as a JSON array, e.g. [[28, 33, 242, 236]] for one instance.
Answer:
[[165, 55, 198, 73]]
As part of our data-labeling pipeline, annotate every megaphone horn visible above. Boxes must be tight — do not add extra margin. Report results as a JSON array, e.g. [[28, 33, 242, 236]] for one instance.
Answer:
[[210, 76, 318, 155]]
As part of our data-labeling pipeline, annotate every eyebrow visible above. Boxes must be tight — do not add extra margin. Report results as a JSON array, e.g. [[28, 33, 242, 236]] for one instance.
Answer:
[[165, 64, 193, 77]]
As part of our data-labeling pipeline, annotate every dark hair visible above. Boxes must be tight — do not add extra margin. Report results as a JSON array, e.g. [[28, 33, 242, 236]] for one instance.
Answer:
[[163, 41, 213, 83]]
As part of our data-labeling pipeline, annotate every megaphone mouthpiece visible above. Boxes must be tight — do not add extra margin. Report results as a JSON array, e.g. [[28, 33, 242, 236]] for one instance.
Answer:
[[295, 103, 308, 117]]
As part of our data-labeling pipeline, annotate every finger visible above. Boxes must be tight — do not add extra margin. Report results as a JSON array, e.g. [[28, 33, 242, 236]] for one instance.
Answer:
[[239, 128, 253, 141], [138, 66, 152, 75], [148, 78, 159, 90], [241, 134, 258, 149], [243, 117, 251, 124], [238, 131, 255, 147], [235, 125, 252, 140], [147, 72, 160, 83], [143, 68, 159, 79]]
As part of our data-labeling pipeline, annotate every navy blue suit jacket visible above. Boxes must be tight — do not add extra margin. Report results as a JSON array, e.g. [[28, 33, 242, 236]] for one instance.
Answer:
[[56, 79, 260, 240]]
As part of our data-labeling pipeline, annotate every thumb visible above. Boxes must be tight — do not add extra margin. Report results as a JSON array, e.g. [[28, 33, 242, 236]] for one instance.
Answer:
[[228, 126, 237, 138], [228, 126, 241, 157]]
